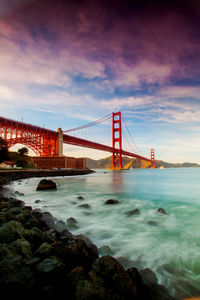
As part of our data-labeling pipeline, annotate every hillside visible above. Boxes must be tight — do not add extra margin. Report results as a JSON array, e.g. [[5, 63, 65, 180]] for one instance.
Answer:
[[86, 156, 200, 169]]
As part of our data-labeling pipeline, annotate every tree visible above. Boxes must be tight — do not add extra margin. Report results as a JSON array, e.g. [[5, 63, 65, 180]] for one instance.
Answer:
[[0, 137, 9, 163], [18, 147, 29, 156]]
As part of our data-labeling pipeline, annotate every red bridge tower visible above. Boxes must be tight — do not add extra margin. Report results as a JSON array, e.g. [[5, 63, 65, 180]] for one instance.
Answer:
[[112, 112, 122, 170]]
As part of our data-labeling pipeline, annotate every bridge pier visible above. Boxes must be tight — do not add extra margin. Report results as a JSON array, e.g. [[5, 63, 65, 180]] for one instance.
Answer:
[[57, 128, 63, 156]]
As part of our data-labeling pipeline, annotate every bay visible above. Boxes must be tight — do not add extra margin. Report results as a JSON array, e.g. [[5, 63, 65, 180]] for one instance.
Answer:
[[7, 168, 200, 298]]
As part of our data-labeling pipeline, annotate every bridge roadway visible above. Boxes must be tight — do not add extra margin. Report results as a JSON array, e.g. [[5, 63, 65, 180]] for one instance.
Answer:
[[63, 133, 151, 162]]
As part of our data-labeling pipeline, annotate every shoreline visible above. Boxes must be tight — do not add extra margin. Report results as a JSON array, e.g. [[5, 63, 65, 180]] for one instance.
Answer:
[[0, 168, 94, 187], [0, 170, 175, 300]]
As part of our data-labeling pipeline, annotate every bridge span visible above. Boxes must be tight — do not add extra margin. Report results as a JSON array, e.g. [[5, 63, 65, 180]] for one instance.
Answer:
[[0, 112, 155, 169]]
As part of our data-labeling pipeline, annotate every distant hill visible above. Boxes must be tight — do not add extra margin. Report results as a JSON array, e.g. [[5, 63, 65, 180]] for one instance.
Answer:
[[86, 156, 200, 169]]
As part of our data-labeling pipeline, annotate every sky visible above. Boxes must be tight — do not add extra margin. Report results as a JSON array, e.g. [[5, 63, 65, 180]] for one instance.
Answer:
[[0, 0, 200, 163]]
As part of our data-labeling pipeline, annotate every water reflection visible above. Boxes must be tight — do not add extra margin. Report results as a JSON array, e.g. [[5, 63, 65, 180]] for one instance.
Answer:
[[111, 171, 123, 193]]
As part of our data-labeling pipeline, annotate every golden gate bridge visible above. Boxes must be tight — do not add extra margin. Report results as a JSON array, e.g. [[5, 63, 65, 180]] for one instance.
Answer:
[[0, 112, 155, 169]]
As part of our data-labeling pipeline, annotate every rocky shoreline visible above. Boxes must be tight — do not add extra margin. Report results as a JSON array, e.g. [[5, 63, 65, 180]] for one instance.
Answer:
[[0, 170, 175, 300]]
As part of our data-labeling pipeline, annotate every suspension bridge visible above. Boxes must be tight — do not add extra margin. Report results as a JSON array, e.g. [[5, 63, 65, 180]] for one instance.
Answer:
[[0, 112, 155, 169]]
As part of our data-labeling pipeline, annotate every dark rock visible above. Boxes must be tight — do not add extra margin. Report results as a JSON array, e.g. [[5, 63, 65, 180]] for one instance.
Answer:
[[67, 217, 79, 229], [14, 191, 24, 196], [99, 245, 114, 256], [116, 257, 135, 270], [140, 268, 158, 286], [104, 199, 119, 205], [40, 211, 55, 229], [78, 204, 91, 209], [23, 206, 32, 213], [157, 208, 168, 215], [74, 234, 99, 257], [35, 242, 54, 258], [147, 220, 159, 226], [35, 199, 42, 203], [92, 256, 137, 298], [36, 179, 57, 191], [36, 256, 64, 274], [67, 217, 78, 225], [0, 220, 24, 244], [77, 196, 84, 200], [54, 220, 67, 233], [68, 266, 88, 287], [10, 238, 32, 259], [126, 208, 140, 216]]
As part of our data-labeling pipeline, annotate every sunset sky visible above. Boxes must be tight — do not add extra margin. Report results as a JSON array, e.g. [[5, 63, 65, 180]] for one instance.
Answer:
[[0, 0, 200, 162]]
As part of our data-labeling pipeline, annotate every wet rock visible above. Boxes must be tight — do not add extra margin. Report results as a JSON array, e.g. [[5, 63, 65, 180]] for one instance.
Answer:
[[116, 257, 135, 270], [92, 256, 137, 298], [36, 179, 57, 191], [35, 242, 54, 258], [67, 239, 98, 269], [54, 220, 67, 233], [14, 191, 24, 196], [0, 220, 24, 244], [157, 208, 168, 215], [68, 266, 87, 287], [74, 234, 99, 257], [104, 199, 119, 205], [126, 208, 140, 216], [77, 196, 84, 200], [40, 211, 55, 229], [99, 245, 114, 256], [140, 268, 158, 285], [10, 238, 32, 259], [147, 220, 159, 226], [78, 204, 91, 209], [67, 217, 79, 229], [36, 256, 64, 274], [67, 217, 78, 225], [35, 199, 42, 203]]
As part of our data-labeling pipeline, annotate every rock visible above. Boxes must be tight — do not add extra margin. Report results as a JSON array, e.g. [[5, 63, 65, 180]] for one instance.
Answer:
[[68, 266, 87, 287], [147, 220, 158, 226], [104, 199, 119, 205], [0, 220, 24, 244], [126, 208, 140, 216], [92, 256, 137, 297], [116, 257, 135, 270], [140, 268, 158, 286], [35, 242, 53, 258], [74, 234, 99, 257], [36, 179, 57, 191], [78, 204, 91, 209], [99, 245, 114, 256], [35, 199, 42, 203], [66, 217, 79, 229], [157, 208, 168, 215], [67, 217, 78, 225], [40, 211, 55, 229], [77, 196, 84, 200], [14, 191, 24, 196], [10, 238, 32, 259], [54, 220, 67, 233], [36, 256, 64, 274]]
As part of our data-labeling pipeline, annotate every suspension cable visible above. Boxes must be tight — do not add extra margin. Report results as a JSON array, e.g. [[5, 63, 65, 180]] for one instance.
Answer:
[[121, 114, 144, 156], [63, 113, 112, 133]]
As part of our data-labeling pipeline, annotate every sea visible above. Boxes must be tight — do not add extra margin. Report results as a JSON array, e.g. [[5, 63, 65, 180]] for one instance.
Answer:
[[6, 168, 200, 299]]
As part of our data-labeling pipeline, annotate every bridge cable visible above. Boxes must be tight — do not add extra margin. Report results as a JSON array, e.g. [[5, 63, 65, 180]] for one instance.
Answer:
[[63, 113, 112, 133], [121, 114, 144, 156]]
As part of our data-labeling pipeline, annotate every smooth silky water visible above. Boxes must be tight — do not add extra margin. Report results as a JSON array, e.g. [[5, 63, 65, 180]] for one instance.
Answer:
[[6, 168, 200, 298]]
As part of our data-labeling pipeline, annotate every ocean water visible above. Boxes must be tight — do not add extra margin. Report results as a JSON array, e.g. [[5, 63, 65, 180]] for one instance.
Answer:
[[6, 168, 200, 298]]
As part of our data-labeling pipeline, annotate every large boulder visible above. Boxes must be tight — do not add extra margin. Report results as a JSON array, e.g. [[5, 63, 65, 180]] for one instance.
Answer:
[[36, 179, 57, 191]]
